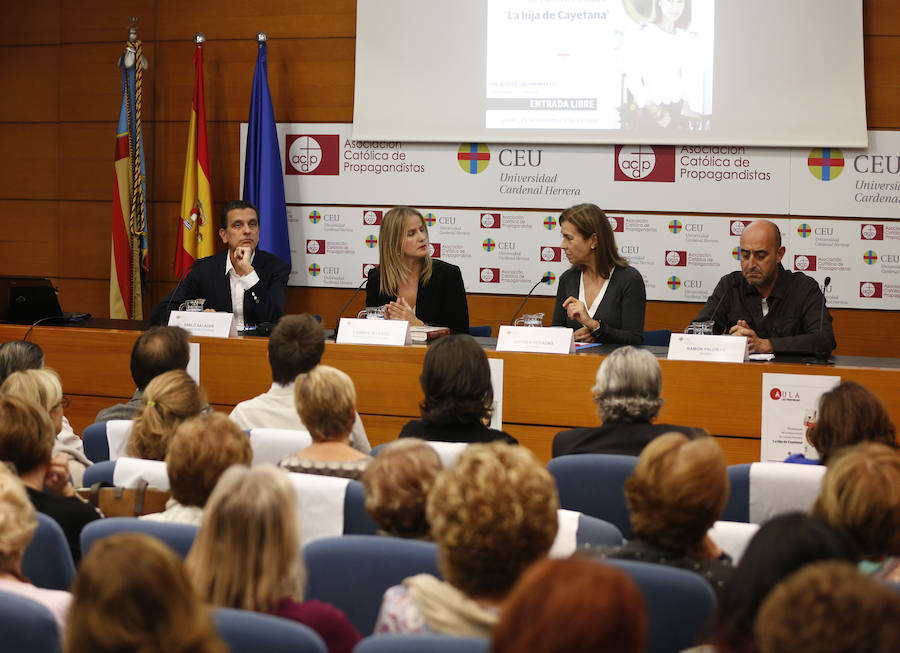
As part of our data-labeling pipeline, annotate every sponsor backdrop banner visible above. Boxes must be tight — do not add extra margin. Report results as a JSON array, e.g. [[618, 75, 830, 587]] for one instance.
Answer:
[[239, 125, 899, 310]]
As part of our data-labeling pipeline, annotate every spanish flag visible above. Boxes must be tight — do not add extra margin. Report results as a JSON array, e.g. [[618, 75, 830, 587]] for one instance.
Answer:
[[175, 42, 214, 276], [110, 42, 148, 320]]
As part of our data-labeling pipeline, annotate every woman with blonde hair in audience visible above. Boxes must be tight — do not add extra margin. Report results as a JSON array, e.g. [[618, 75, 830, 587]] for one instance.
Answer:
[[126, 369, 207, 461], [375, 442, 559, 637], [140, 412, 252, 525], [0, 396, 100, 562], [492, 557, 647, 653], [588, 432, 733, 598], [0, 464, 71, 630], [65, 532, 225, 653], [786, 381, 897, 465], [361, 438, 442, 539], [279, 365, 371, 480], [186, 464, 361, 653], [813, 441, 900, 580]]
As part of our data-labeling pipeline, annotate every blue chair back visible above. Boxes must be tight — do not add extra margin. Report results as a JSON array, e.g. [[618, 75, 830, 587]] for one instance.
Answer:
[[0, 591, 63, 653], [21, 513, 75, 591], [722, 463, 752, 523], [303, 535, 440, 636], [81, 517, 198, 558], [468, 325, 491, 337], [343, 480, 379, 535], [82, 422, 110, 462], [606, 559, 717, 653], [575, 513, 625, 548], [82, 460, 117, 487], [213, 607, 327, 653], [642, 329, 672, 346], [547, 454, 638, 537], [355, 635, 489, 652]]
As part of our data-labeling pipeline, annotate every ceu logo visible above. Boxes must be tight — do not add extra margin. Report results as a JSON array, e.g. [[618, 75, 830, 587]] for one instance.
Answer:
[[797, 223, 812, 238], [365, 235, 378, 249], [308, 263, 321, 277], [614, 145, 676, 182], [668, 220, 682, 234], [543, 215, 557, 230], [732, 246, 740, 260], [860, 282, 883, 298], [458, 143, 490, 174], [306, 239, 325, 254], [730, 220, 751, 236], [864, 250, 878, 265], [362, 263, 377, 279], [665, 251, 686, 267], [424, 213, 437, 227], [794, 255, 816, 271], [362, 210, 383, 226], [483, 238, 496, 252], [862, 224, 884, 240], [308, 210, 321, 224], [808, 147, 844, 181], [480, 267, 500, 283], [666, 276, 681, 290], [541, 246, 562, 262], [285, 134, 340, 175], [770, 388, 782, 400], [543, 271, 556, 285]]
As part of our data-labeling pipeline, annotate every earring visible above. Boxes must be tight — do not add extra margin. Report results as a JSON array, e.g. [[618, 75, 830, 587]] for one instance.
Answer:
[[591, 245, 596, 249]]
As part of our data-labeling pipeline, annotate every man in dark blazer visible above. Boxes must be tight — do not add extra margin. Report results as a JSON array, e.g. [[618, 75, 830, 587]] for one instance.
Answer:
[[150, 199, 291, 326]]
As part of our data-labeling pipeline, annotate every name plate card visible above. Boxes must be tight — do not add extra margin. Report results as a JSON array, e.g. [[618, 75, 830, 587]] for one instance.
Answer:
[[168, 311, 235, 339], [667, 333, 748, 363], [496, 326, 575, 355], [336, 318, 411, 346]]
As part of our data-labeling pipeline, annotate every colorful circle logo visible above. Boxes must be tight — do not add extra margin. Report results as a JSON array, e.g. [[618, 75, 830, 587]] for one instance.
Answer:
[[543, 216, 556, 230], [308, 210, 321, 224], [667, 276, 681, 290], [668, 220, 682, 234], [543, 271, 556, 285], [308, 263, 321, 277], [482, 238, 496, 252], [732, 246, 740, 260], [365, 235, 378, 249], [458, 143, 490, 174], [797, 223, 812, 238], [770, 388, 782, 400], [864, 250, 878, 265], [424, 213, 437, 227], [808, 148, 844, 181]]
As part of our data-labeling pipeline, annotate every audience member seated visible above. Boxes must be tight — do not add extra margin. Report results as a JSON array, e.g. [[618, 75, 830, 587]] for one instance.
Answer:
[[491, 556, 646, 653], [0, 340, 44, 382], [812, 442, 900, 580], [553, 346, 701, 457], [65, 532, 226, 653], [140, 412, 252, 525], [94, 326, 191, 423], [398, 334, 517, 445], [229, 314, 370, 452], [186, 465, 362, 653], [0, 464, 71, 630], [0, 396, 100, 562], [754, 561, 900, 653], [278, 366, 371, 480], [375, 442, 558, 637], [586, 433, 734, 598], [708, 512, 854, 653], [786, 381, 897, 465], [361, 439, 442, 539], [126, 369, 207, 461]]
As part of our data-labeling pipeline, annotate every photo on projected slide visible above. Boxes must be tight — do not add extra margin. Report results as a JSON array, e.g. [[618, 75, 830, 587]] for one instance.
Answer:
[[485, 0, 714, 133]]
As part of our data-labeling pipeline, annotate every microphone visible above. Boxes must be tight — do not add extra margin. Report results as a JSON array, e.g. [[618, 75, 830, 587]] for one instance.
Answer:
[[813, 276, 832, 364], [707, 275, 737, 334], [333, 275, 370, 335], [164, 265, 194, 323], [509, 273, 552, 325], [23, 315, 65, 341]]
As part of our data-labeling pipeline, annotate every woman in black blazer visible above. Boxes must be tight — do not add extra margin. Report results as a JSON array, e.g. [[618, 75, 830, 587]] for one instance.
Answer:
[[366, 207, 469, 333], [551, 203, 646, 345]]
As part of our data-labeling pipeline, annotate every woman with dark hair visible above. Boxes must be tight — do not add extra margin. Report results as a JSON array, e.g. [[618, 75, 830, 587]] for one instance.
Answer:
[[786, 381, 896, 465], [708, 513, 854, 653], [365, 206, 469, 333], [398, 334, 517, 444], [551, 203, 646, 344]]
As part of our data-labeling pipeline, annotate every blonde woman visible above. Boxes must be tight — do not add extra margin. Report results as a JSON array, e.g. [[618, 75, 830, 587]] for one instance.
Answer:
[[186, 465, 361, 653], [365, 206, 469, 333], [126, 369, 207, 460], [0, 464, 71, 630], [279, 366, 371, 480]]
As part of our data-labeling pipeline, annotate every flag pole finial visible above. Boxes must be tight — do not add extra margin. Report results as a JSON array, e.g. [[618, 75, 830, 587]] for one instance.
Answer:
[[256, 32, 267, 43], [195, 33, 205, 44], [127, 16, 140, 42]]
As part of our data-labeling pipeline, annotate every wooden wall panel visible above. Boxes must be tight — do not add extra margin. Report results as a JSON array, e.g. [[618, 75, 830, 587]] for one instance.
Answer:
[[0, 125, 59, 199], [0, 46, 58, 122], [0, 1, 60, 45], [53, 278, 118, 318], [59, 1, 158, 43], [59, 123, 125, 201], [58, 202, 113, 279], [864, 0, 900, 36], [0, 200, 59, 275], [864, 36, 900, 129]]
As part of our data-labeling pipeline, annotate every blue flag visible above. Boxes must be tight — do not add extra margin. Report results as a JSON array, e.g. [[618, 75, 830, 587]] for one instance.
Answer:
[[243, 40, 291, 264]]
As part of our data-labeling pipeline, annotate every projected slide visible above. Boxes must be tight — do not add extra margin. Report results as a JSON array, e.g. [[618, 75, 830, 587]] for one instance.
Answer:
[[486, 0, 714, 132]]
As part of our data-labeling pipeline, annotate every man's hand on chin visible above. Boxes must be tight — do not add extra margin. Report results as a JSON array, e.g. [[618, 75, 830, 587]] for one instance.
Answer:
[[232, 246, 254, 276]]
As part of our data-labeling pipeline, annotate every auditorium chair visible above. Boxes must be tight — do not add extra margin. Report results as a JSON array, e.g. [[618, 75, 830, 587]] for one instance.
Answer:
[[213, 607, 326, 653], [342, 479, 379, 536], [21, 513, 75, 591], [81, 457, 169, 490], [607, 559, 717, 653], [468, 325, 492, 337], [246, 427, 313, 464], [721, 462, 825, 524], [546, 453, 638, 537], [642, 329, 672, 346], [0, 591, 63, 653], [355, 635, 489, 652], [82, 420, 133, 462], [81, 517, 198, 558], [303, 535, 441, 635]]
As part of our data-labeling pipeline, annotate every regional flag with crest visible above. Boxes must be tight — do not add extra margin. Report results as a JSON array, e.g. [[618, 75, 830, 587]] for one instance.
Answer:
[[175, 41, 214, 277]]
